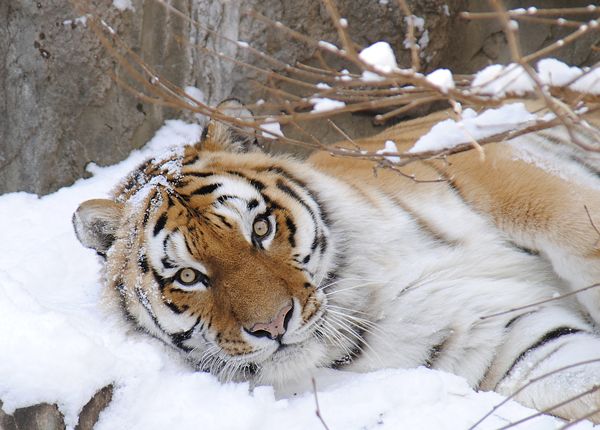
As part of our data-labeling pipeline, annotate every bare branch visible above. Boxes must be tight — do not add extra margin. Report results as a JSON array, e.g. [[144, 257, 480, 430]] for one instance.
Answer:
[[479, 283, 600, 321], [312, 378, 331, 430]]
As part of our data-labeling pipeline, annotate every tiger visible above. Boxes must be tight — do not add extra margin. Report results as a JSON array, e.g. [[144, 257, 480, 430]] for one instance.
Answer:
[[73, 99, 600, 423]]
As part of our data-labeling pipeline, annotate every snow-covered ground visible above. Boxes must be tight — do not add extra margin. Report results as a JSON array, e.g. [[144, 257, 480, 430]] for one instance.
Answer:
[[0, 116, 596, 430]]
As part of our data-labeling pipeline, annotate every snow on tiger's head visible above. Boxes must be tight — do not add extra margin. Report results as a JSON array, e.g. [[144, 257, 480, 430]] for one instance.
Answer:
[[73, 99, 337, 384]]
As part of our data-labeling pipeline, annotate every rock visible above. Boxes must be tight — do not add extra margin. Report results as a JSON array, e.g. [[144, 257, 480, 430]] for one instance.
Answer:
[[0, 0, 192, 196], [0, 385, 112, 430], [75, 385, 113, 430], [0, 401, 65, 430], [439, 0, 600, 73]]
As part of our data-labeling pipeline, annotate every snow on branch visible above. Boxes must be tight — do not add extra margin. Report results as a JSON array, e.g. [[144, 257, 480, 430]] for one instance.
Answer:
[[71, 0, 600, 171]]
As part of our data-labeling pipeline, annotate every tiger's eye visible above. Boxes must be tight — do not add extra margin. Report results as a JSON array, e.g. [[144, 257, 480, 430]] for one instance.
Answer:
[[253, 218, 270, 237], [179, 268, 197, 284]]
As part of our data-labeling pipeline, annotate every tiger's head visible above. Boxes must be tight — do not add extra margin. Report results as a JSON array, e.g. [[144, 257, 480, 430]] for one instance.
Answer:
[[73, 100, 356, 384]]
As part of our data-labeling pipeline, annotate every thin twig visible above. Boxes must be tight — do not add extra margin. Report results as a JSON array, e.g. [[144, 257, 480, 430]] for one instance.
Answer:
[[312, 378, 331, 430], [395, 0, 420, 72], [479, 283, 600, 320], [584, 205, 600, 247], [327, 120, 361, 150]]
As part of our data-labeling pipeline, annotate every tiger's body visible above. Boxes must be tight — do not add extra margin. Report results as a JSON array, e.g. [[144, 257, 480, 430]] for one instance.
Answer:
[[74, 100, 600, 422]]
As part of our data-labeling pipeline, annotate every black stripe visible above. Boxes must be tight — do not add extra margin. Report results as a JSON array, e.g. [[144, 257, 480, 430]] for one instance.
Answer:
[[331, 339, 364, 369], [276, 179, 304, 205], [135, 158, 154, 176], [174, 179, 191, 189], [184, 239, 194, 256], [505, 312, 530, 329], [140, 191, 160, 228], [182, 154, 199, 166], [115, 278, 125, 292], [171, 323, 198, 352], [138, 254, 149, 274], [285, 217, 297, 248], [153, 213, 168, 236], [267, 166, 308, 188], [161, 257, 175, 269], [217, 195, 235, 204], [263, 194, 283, 211], [247, 199, 259, 210], [249, 179, 266, 191], [165, 301, 183, 314], [269, 166, 330, 226], [274, 178, 328, 245], [504, 327, 583, 381], [122, 159, 153, 193], [185, 171, 214, 178], [226, 170, 267, 192], [152, 268, 168, 293], [191, 183, 221, 196], [135, 286, 167, 337], [215, 214, 233, 228], [276, 178, 322, 234], [424, 338, 448, 368], [319, 236, 328, 254], [114, 279, 135, 323], [142, 208, 151, 227], [226, 170, 247, 179], [311, 236, 319, 251]]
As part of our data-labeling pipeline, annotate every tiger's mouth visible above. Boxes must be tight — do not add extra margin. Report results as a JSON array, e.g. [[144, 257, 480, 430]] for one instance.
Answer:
[[188, 298, 331, 384]]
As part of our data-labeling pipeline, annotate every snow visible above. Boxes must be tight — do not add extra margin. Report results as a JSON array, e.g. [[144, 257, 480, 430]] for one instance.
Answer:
[[471, 64, 535, 97], [376, 140, 401, 163], [309, 97, 346, 113], [472, 59, 600, 96], [426, 69, 455, 93], [537, 59, 583, 87], [62, 15, 89, 27], [112, 0, 135, 12], [260, 118, 284, 139], [419, 29, 430, 50], [318, 41, 340, 53], [358, 41, 398, 82], [184, 86, 205, 104], [405, 15, 425, 32], [0, 117, 593, 429], [409, 103, 538, 154]]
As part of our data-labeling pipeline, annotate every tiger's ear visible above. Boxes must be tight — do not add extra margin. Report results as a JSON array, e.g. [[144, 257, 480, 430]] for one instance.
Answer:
[[72, 199, 124, 257], [197, 99, 258, 153]]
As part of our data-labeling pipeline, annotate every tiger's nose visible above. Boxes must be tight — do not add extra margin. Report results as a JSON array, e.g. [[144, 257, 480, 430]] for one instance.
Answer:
[[248, 305, 293, 342]]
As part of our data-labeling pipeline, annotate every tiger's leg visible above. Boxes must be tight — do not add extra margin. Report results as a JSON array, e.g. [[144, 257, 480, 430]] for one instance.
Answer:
[[482, 305, 600, 422]]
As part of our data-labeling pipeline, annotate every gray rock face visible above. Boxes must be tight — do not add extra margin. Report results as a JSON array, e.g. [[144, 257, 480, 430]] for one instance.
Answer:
[[0, 385, 112, 430], [0, 0, 192, 195], [441, 0, 600, 74], [2, 0, 597, 196]]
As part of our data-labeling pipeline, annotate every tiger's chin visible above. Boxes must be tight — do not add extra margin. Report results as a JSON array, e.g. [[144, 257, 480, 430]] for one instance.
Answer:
[[194, 337, 333, 386]]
